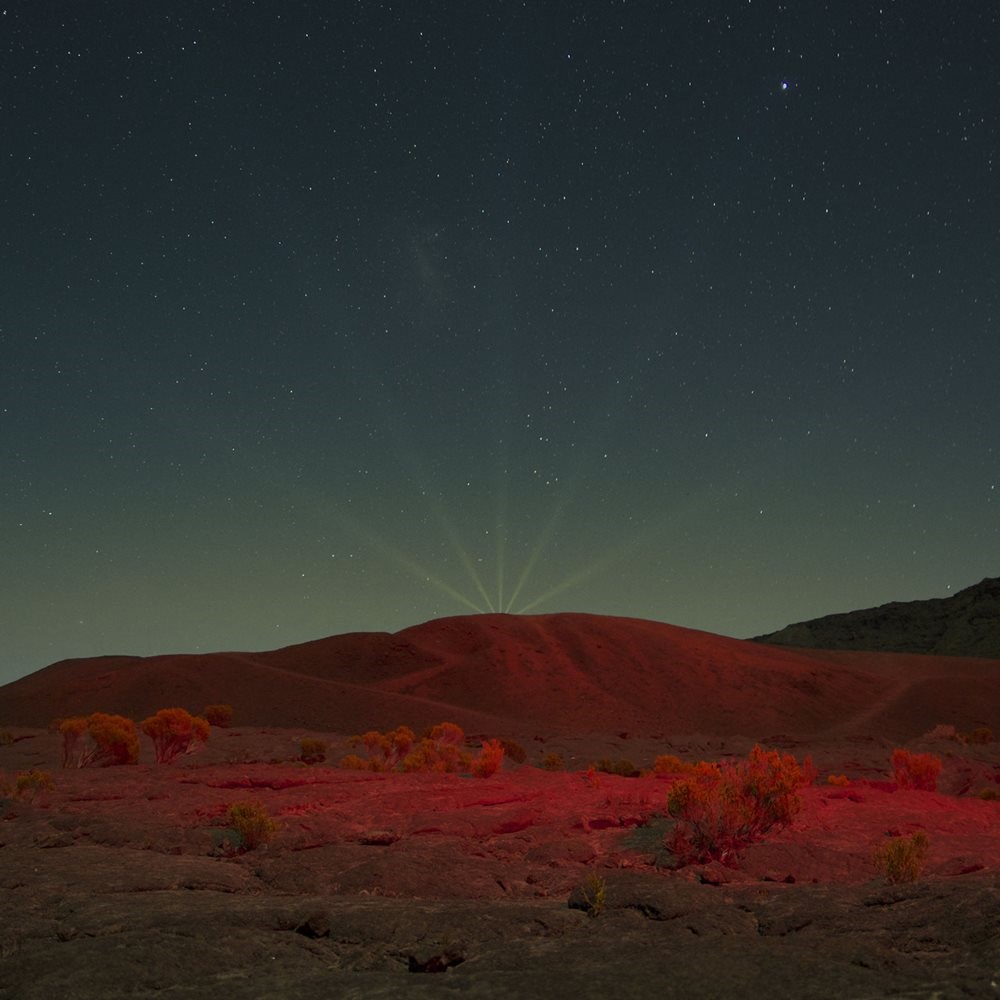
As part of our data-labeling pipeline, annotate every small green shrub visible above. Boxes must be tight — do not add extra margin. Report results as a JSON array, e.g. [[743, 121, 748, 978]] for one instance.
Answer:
[[299, 738, 328, 764], [15, 769, 55, 800], [581, 873, 606, 918], [540, 752, 564, 771], [873, 831, 929, 883], [204, 704, 233, 728], [227, 801, 278, 850], [977, 787, 999, 801], [892, 749, 942, 791]]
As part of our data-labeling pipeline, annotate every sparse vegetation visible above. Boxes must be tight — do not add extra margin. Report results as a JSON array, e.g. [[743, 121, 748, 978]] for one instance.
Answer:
[[339, 753, 370, 771], [540, 752, 565, 771], [892, 749, 942, 791], [203, 704, 233, 728], [141, 708, 210, 764], [665, 746, 814, 865], [963, 726, 994, 745], [873, 831, 929, 883], [347, 725, 417, 772], [299, 738, 328, 764], [340, 723, 507, 777], [499, 739, 527, 765], [922, 723, 993, 745], [227, 800, 278, 850], [471, 739, 505, 778], [581, 873, 607, 917], [653, 754, 692, 776], [15, 770, 55, 801], [593, 758, 640, 778], [977, 787, 999, 801], [58, 713, 139, 768]]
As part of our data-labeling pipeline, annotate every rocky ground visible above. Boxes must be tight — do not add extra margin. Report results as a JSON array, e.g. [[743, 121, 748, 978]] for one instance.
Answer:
[[1, 727, 998, 998]]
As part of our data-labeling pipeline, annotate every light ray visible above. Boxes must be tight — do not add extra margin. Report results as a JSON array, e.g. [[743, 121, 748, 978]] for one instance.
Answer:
[[338, 510, 488, 614]]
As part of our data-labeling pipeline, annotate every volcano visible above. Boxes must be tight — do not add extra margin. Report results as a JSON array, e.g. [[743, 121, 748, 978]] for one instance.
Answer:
[[2, 612, 997, 740]]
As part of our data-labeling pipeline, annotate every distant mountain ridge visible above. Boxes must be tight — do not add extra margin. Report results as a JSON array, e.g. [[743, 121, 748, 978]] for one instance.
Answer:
[[752, 577, 1000, 657]]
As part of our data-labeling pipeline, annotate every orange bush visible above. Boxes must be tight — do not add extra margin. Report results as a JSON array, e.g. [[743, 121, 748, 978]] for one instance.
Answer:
[[203, 704, 233, 728], [472, 738, 505, 778], [892, 749, 942, 791], [347, 725, 416, 771], [58, 713, 139, 767], [141, 708, 210, 764], [339, 753, 370, 771], [653, 754, 690, 776], [666, 746, 813, 865], [826, 774, 851, 787]]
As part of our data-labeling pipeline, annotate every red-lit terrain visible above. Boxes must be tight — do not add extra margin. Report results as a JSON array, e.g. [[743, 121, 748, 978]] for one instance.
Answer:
[[1, 613, 998, 998]]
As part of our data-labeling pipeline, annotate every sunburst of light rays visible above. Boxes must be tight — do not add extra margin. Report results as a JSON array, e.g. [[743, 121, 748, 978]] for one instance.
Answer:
[[341, 509, 489, 614]]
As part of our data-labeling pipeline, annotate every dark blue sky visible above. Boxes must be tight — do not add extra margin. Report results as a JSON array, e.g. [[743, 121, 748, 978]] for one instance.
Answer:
[[3, 1, 998, 684]]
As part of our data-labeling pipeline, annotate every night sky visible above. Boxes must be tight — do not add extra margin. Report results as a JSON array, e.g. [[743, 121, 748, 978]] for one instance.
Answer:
[[3, 2, 998, 686]]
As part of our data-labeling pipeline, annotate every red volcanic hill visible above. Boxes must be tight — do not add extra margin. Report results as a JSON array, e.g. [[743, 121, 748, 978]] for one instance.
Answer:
[[2, 613, 998, 740]]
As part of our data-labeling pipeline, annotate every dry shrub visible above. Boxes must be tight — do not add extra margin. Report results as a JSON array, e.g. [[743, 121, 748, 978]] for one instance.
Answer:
[[400, 723, 472, 773], [472, 739, 505, 778], [594, 758, 640, 778], [963, 726, 993, 745], [141, 708, 210, 764], [666, 746, 813, 865], [339, 753, 371, 771], [203, 704, 233, 728], [653, 754, 691, 776], [580, 873, 607, 918], [299, 738, 327, 764], [227, 801, 278, 850], [15, 769, 55, 800], [499, 739, 527, 765], [826, 774, 851, 787], [873, 831, 929, 883], [58, 713, 139, 768], [892, 749, 942, 791], [344, 723, 480, 774], [347, 725, 416, 771], [540, 752, 564, 771]]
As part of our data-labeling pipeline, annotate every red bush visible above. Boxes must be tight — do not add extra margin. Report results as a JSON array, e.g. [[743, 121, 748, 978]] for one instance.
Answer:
[[666, 746, 813, 865], [141, 708, 210, 764], [891, 749, 941, 791], [472, 739, 505, 778], [59, 713, 139, 767]]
